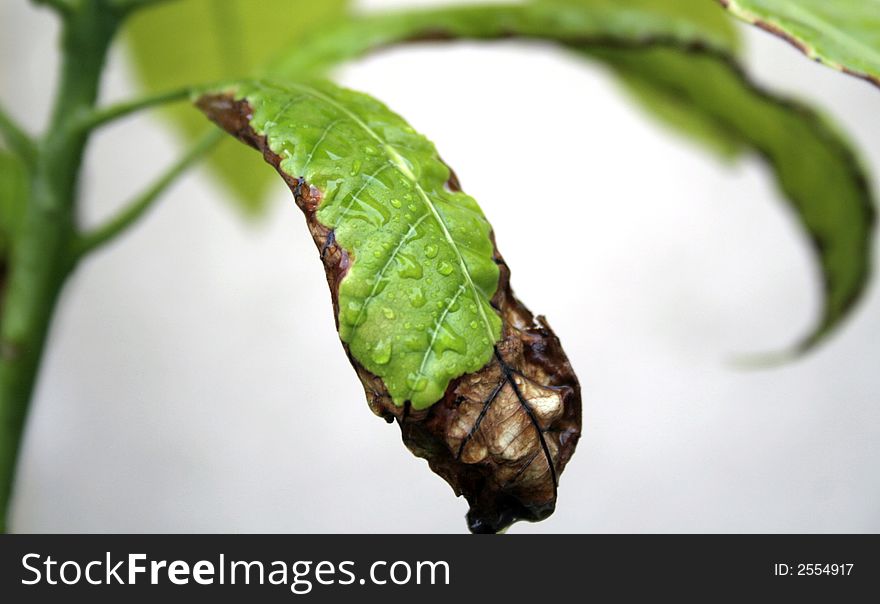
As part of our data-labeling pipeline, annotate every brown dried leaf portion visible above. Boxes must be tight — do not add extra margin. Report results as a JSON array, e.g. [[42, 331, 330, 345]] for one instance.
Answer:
[[395, 235, 581, 533], [198, 93, 582, 533]]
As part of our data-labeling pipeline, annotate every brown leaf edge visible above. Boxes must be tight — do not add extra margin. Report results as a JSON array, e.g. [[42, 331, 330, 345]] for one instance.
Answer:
[[197, 93, 582, 534], [717, 0, 880, 89]]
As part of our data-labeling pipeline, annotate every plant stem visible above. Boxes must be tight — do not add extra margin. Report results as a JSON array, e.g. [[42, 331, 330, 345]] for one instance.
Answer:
[[74, 129, 222, 259], [74, 87, 192, 133], [0, 1, 122, 532]]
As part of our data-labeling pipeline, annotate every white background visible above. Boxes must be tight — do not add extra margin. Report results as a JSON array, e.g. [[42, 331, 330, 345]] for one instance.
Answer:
[[2, 0, 879, 533]]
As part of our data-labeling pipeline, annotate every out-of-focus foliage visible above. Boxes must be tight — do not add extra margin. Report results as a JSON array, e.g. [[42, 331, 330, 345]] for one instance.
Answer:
[[592, 46, 875, 351], [537, 1, 745, 156], [124, 0, 350, 214], [266, 1, 876, 352]]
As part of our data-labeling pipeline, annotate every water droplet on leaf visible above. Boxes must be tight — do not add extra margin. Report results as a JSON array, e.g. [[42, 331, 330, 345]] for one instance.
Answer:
[[397, 254, 423, 279], [371, 338, 392, 365], [435, 324, 467, 355], [406, 372, 428, 392], [409, 287, 426, 308], [342, 300, 364, 327], [403, 333, 427, 351]]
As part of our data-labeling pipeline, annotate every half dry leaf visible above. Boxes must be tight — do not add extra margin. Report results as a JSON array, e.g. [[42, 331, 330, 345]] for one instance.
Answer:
[[196, 80, 582, 533]]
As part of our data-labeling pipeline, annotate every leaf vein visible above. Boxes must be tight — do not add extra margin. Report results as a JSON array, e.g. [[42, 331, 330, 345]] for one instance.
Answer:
[[406, 284, 466, 402], [302, 118, 342, 172], [349, 211, 432, 336]]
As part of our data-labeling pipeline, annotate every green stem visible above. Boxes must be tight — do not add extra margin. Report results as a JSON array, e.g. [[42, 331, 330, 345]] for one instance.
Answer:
[[74, 129, 222, 259], [74, 87, 192, 133], [0, 1, 123, 533]]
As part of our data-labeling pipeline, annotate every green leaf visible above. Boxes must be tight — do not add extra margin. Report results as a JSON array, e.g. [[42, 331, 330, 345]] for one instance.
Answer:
[[720, 0, 880, 87], [273, 1, 745, 158], [200, 80, 502, 409], [269, 2, 875, 351], [538, 1, 745, 157], [610, 69, 744, 158], [123, 0, 350, 214], [268, 3, 735, 77], [542, 0, 741, 41], [591, 46, 875, 351], [197, 81, 582, 531]]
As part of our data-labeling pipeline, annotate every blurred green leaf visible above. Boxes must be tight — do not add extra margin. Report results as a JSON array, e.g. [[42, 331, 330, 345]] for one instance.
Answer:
[[269, 2, 734, 77], [537, 0, 738, 45], [272, 0, 745, 157], [611, 70, 743, 158], [269, 1, 875, 352], [538, 0, 746, 157], [123, 0, 350, 215], [591, 46, 875, 351], [721, 0, 880, 87]]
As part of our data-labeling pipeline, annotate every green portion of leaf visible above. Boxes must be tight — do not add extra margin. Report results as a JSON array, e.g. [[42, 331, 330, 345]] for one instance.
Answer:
[[220, 80, 502, 408], [123, 0, 350, 214], [721, 0, 880, 87], [268, 2, 875, 351]]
